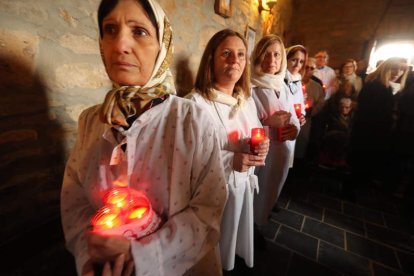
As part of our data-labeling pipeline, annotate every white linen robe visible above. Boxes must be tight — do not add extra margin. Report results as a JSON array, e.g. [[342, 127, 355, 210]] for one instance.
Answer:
[[61, 95, 227, 276], [251, 84, 300, 226], [186, 93, 262, 270]]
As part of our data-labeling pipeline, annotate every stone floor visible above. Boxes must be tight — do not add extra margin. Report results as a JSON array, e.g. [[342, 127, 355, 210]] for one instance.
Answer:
[[3, 164, 414, 276], [232, 164, 414, 276]]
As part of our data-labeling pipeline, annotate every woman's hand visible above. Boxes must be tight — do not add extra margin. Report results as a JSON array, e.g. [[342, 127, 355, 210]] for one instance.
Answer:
[[82, 255, 134, 276], [262, 111, 291, 128], [251, 137, 270, 157], [102, 254, 135, 276], [299, 115, 306, 126], [233, 152, 266, 172], [86, 232, 132, 263], [280, 124, 298, 141]]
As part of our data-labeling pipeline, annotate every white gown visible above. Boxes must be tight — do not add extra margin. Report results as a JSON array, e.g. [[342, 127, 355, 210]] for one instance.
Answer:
[[187, 91, 262, 270], [251, 84, 300, 226]]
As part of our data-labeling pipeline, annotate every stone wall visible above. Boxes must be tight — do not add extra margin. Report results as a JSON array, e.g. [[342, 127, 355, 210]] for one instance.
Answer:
[[283, 0, 414, 69], [0, 0, 269, 247]]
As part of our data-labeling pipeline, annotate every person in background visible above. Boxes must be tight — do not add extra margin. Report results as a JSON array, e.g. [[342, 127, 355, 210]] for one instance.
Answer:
[[395, 69, 414, 221], [250, 34, 299, 246], [285, 45, 307, 127], [338, 58, 363, 100], [349, 57, 409, 193], [60, 0, 227, 275], [319, 97, 354, 168], [186, 29, 270, 273], [314, 50, 337, 99], [296, 57, 325, 163]]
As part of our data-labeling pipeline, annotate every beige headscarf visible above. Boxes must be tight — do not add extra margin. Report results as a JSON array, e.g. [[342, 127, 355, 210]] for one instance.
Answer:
[[100, 0, 175, 126]]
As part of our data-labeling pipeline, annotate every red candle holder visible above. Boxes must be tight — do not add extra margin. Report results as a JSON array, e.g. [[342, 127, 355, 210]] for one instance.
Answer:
[[91, 188, 160, 240], [250, 128, 266, 153], [294, 103, 302, 118]]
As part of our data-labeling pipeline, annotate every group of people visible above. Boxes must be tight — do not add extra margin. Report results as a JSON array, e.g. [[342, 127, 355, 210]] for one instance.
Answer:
[[60, 0, 414, 275]]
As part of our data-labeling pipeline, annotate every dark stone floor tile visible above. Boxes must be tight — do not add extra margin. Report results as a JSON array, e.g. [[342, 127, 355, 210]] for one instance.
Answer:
[[346, 232, 399, 269], [373, 263, 405, 276], [343, 202, 364, 220], [251, 242, 292, 276], [324, 209, 365, 235], [270, 208, 304, 230], [262, 220, 280, 240], [287, 253, 342, 276], [303, 217, 344, 248], [308, 192, 342, 212], [363, 208, 385, 226], [285, 187, 309, 202], [366, 223, 414, 253], [357, 195, 399, 216], [288, 199, 323, 221], [383, 213, 414, 234], [396, 250, 414, 275], [275, 225, 318, 260], [318, 241, 370, 276]]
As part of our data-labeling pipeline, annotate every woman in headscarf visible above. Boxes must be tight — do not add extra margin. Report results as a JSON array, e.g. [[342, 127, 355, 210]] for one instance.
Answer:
[[250, 35, 299, 239], [186, 29, 269, 273], [60, 0, 227, 275]]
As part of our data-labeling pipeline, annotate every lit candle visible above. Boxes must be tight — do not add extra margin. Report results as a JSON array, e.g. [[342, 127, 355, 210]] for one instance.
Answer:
[[91, 207, 122, 230], [250, 128, 266, 153], [294, 103, 302, 118], [91, 187, 161, 239], [104, 188, 130, 210]]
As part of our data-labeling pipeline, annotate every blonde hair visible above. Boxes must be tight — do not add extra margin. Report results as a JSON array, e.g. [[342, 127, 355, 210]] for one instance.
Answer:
[[365, 57, 408, 90], [251, 34, 287, 75]]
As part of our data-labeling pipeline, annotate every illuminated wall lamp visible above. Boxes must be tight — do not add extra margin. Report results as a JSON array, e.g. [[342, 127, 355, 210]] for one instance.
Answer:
[[258, 0, 277, 15]]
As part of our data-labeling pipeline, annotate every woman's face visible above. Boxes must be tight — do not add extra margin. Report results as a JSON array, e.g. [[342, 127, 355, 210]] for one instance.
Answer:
[[101, 0, 160, 86], [342, 62, 355, 76], [213, 36, 246, 87], [389, 63, 406, 82], [261, 42, 282, 74], [287, 50, 305, 74]]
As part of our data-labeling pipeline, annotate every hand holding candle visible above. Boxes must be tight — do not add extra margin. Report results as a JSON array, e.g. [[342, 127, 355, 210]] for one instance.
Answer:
[[294, 103, 302, 118], [91, 187, 160, 240], [250, 128, 266, 154]]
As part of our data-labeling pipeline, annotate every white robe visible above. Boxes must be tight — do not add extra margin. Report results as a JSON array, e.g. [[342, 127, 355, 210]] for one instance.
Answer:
[[186, 92, 262, 270], [251, 84, 300, 226], [61, 95, 227, 276]]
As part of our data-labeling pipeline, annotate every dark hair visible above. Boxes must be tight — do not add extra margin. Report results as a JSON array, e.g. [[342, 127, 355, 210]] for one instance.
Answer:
[[194, 29, 250, 100], [98, 0, 158, 38]]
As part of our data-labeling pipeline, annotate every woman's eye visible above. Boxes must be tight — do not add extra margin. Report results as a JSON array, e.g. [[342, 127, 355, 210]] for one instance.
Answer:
[[222, 50, 230, 57], [238, 52, 245, 59], [133, 27, 149, 37], [103, 24, 116, 35]]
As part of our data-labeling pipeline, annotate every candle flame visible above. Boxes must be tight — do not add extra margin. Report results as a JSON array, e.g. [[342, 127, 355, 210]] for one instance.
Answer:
[[128, 207, 148, 220]]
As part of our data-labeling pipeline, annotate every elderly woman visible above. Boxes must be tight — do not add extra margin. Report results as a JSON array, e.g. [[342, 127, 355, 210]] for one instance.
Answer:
[[250, 35, 299, 238], [60, 0, 227, 275], [350, 57, 409, 193], [186, 29, 269, 273]]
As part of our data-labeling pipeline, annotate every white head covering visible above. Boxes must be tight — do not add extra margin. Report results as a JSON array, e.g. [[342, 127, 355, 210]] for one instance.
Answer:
[[100, 0, 175, 126]]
